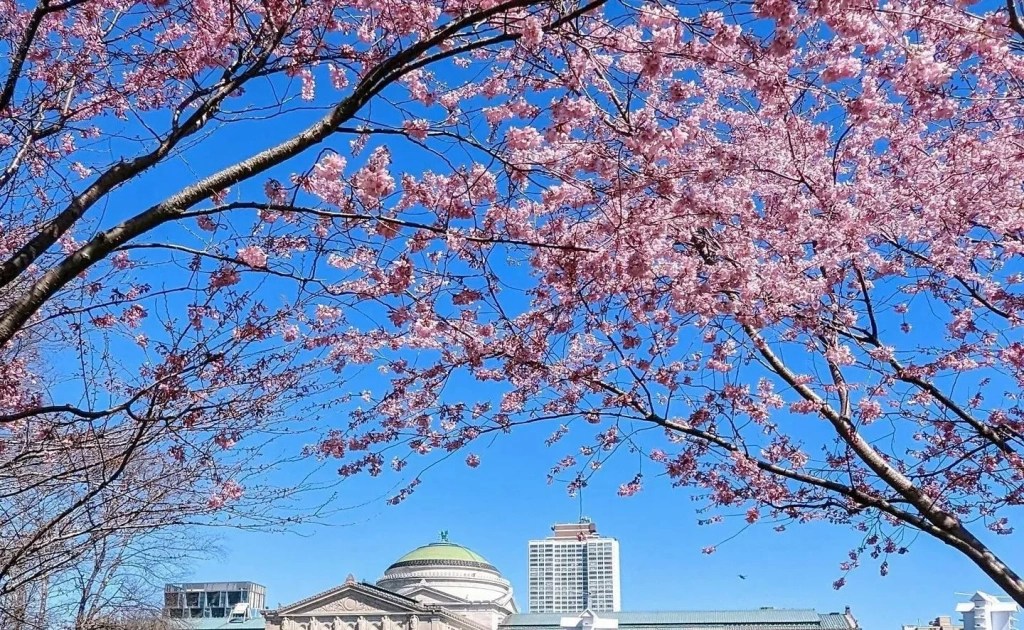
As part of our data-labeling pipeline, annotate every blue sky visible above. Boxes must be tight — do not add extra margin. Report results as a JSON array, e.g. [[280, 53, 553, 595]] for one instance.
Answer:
[[184, 415, 1024, 630]]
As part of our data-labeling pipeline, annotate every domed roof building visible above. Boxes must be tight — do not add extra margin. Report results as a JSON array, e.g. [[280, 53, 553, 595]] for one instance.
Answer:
[[264, 534, 517, 630], [377, 536, 518, 630]]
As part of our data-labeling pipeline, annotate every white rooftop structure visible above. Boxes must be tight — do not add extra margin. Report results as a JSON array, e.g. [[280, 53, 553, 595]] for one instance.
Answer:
[[560, 610, 620, 630], [956, 592, 1018, 630]]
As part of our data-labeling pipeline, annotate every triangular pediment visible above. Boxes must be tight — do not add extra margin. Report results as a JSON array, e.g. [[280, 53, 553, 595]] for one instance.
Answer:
[[280, 582, 425, 617], [403, 585, 471, 606]]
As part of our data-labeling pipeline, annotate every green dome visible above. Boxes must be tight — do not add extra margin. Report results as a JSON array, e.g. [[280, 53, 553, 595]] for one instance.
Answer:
[[387, 542, 496, 571]]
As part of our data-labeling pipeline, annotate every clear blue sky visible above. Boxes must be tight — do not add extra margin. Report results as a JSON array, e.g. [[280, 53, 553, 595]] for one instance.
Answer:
[[184, 416, 1024, 630]]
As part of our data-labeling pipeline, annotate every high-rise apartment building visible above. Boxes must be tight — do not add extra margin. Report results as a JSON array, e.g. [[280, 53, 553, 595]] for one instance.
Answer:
[[528, 520, 621, 613]]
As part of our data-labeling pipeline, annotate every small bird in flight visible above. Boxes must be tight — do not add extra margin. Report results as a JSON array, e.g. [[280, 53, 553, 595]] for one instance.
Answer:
[[738, 575, 747, 580]]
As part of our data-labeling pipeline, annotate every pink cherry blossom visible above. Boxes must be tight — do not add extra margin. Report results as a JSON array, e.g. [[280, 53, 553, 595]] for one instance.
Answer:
[[281, 325, 300, 342], [197, 216, 218, 232], [3, 0, 1024, 609], [111, 251, 132, 270], [351, 147, 395, 206], [617, 474, 643, 497], [237, 246, 268, 268], [209, 266, 241, 289]]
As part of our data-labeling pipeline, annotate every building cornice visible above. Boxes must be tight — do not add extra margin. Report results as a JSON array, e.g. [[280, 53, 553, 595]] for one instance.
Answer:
[[380, 571, 512, 586], [389, 559, 499, 572]]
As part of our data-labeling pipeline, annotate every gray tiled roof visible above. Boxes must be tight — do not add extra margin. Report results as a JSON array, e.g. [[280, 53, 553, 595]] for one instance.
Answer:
[[501, 610, 852, 630], [818, 615, 856, 630]]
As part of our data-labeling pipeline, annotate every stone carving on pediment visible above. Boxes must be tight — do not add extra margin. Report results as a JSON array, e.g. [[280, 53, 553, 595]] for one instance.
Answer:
[[309, 597, 375, 615]]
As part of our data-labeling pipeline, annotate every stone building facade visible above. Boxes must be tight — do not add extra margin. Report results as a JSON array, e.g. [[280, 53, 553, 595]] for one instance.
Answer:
[[264, 539, 518, 630]]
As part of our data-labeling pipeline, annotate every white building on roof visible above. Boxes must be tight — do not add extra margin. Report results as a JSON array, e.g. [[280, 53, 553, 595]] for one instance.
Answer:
[[957, 592, 1018, 630]]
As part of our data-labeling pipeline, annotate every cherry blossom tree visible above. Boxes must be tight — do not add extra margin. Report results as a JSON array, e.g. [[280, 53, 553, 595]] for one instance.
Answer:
[[3, 524, 206, 630], [300, 0, 1024, 603], [0, 0, 594, 619], [3, 0, 1024, 612]]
